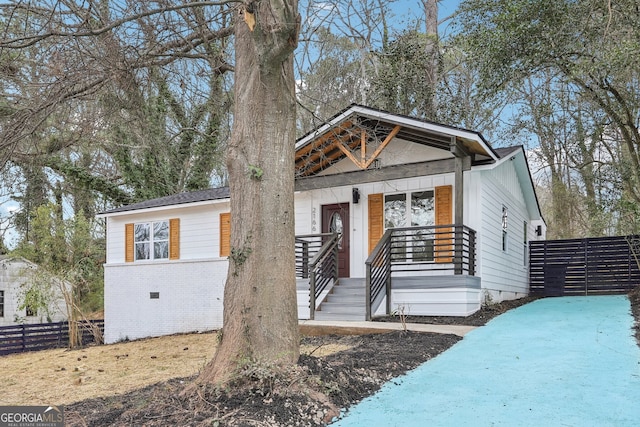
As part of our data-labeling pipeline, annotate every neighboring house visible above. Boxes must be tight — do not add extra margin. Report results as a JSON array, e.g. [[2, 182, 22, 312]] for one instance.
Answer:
[[0, 256, 68, 327], [99, 105, 546, 344]]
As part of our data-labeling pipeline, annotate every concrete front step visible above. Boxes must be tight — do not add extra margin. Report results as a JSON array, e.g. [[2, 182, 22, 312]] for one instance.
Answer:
[[324, 294, 365, 304], [313, 277, 367, 321], [313, 311, 366, 321], [318, 302, 366, 313], [337, 278, 366, 287]]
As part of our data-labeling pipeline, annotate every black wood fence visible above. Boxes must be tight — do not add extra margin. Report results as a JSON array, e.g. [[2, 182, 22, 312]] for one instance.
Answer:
[[529, 235, 640, 296], [0, 320, 104, 356]]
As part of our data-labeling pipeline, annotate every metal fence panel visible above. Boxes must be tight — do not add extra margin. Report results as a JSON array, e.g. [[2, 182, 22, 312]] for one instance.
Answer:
[[530, 235, 640, 296]]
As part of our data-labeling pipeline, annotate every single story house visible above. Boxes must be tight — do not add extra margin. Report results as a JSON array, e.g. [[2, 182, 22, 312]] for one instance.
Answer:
[[99, 105, 546, 343], [0, 256, 68, 326]]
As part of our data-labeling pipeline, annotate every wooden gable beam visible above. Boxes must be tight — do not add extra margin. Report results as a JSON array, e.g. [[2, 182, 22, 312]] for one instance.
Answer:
[[361, 130, 367, 165], [363, 125, 401, 169], [334, 125, 401, 170], [296, 122, 402, 175], [297, 129, 358, 166], [295, 121, 354, 160], [299, 138, 360, 176], [336, 138, 364, 168]]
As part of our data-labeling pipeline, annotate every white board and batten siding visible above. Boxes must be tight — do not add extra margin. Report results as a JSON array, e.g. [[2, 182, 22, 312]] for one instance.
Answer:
[[103, 202, 230, 343]]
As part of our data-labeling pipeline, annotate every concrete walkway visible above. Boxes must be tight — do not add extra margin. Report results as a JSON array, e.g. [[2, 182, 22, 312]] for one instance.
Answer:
[[330, 295, 640, 427], [299, 320, 476, 337]]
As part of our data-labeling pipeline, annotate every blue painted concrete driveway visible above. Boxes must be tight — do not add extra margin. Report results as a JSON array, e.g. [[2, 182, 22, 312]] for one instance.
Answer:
[[332, 296, 640, 426]]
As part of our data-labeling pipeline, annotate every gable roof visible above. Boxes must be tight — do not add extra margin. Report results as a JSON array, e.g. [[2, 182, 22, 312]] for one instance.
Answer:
[[493, 146, 522, 158], [295, 104, 499, 177], [490, 145, 544, 222]]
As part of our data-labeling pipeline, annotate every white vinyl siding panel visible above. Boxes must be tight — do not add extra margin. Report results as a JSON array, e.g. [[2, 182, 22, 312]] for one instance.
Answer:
[[294, 193, 313, 234], [479, 162, 530, 298]]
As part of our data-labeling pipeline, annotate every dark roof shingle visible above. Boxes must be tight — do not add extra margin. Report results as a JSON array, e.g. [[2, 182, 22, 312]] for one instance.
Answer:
[[101, 187, 230, 215]]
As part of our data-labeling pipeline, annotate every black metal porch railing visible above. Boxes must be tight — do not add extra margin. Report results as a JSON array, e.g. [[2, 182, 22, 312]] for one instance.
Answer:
[[365, 224, 477, 320], [295, 233, 340, 319]]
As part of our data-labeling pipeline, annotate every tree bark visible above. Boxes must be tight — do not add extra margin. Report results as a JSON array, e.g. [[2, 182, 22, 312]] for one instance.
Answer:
[[197, 0, 300, 385], [423, 0, 438, 120]]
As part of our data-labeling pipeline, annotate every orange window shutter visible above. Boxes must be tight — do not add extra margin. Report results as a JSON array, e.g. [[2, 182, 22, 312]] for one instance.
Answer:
[[435, 185, 453, 263], [169, 218, 180, 260], [368, 193, 384, 254], [435, 185, 453, 226], [220, 212, 231, 257], [125, 223, 134, 262]]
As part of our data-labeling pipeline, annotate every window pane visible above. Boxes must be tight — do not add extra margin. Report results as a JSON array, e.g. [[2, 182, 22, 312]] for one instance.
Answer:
[[135, 242, 150, 260], [154, 241, 169, 259], [385, 194, 406, 229], [154, 221, 169, 240], [330, 212, 344, 250], [502, 206, 508, 231], [135, 223, 150, 242], [411, 191, 434, 226]]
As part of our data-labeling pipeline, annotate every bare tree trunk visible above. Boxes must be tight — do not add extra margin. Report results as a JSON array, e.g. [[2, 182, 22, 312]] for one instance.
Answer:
[[424, 0, 438, 119], [196, 0, 300, 385]]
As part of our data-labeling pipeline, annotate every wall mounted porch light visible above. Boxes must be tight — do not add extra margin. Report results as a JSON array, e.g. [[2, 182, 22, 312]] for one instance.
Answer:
[[352, 188, 360, 204]]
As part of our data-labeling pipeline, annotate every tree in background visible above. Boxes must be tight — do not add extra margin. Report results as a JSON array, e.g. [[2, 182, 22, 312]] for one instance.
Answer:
[[0, 1, 232, 211], [371, 29, 438, 118], [296, 27, 372, 134], [0, 2, 233, 316], [455, 0, 640, 236], [295, 0, 394, 132], [13, 202, 104, 346]]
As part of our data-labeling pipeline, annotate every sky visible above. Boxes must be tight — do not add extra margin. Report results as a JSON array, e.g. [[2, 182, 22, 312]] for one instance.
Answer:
[[392, 0, 462, 35]]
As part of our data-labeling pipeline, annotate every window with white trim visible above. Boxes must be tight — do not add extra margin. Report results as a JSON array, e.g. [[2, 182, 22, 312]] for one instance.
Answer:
[[523, 221, 528, 266], [0, 290, 4, 317], [385, 191, 435, 261], [502, 206, 508, 252], [135, 221, 169, 261]]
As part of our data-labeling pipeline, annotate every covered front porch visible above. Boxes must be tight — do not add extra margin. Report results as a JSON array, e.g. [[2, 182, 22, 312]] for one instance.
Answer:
[[295, 224, 479, 321]]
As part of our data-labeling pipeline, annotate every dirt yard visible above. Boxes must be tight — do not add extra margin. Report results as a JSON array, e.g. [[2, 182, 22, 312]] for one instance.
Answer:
[[0, 332, 351, 407], [2, 293, 638, 426]]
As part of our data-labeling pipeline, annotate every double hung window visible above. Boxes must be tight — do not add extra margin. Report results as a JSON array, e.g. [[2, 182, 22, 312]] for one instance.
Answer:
[[135, 221, 169, 261], [502, 206, 508, 252], [384, 191, 435, 261]]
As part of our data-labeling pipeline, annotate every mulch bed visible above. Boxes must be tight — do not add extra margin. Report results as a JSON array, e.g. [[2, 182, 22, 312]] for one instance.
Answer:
[[65, 293, 640, 426]]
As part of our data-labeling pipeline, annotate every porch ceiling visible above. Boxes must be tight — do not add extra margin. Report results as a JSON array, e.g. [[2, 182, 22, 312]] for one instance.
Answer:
[[295, 107, 496, 178]]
